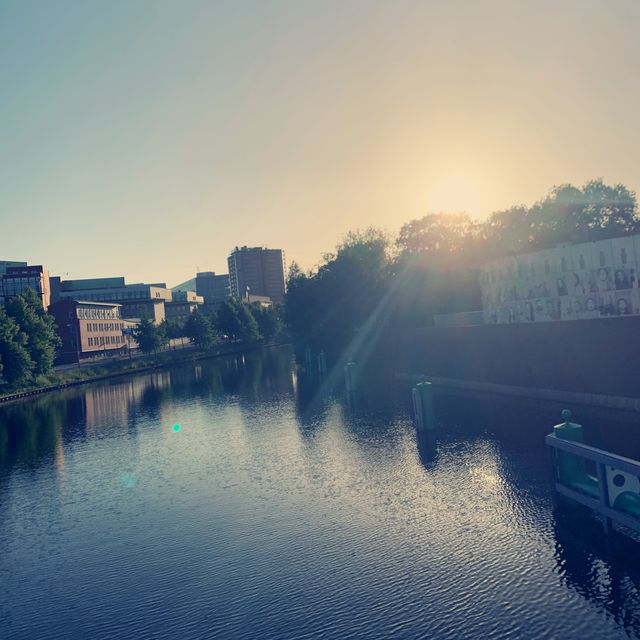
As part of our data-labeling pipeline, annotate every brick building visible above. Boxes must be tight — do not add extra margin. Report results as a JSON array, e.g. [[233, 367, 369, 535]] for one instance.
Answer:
[[49, 299, 127, 364]]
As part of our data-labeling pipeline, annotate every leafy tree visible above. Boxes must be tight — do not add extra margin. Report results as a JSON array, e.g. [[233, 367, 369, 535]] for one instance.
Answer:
[[215, 300, 243, 339], [398, 180, 640, 265], [133, 318, 166, 354], [284, 179, 640, 367], [5, 288, 61, 376], [250, 305, 283, 342], [0, 308, 33, 387], [184, 310, 216, 348], [285, 227, 392, 357], [397, 212, 479, 260], [236, 301, 262, 343], [160, 319, 185, 340]]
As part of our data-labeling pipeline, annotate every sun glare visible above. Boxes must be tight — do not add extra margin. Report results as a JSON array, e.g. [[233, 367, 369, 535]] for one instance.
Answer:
[[425, 175, 483, 215]]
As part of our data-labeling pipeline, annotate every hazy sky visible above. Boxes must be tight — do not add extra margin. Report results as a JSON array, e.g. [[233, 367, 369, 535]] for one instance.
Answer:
[[2, 0, 640, 286]]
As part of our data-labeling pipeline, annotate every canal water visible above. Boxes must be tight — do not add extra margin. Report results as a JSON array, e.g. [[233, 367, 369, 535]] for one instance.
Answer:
[[1, 345, 639, 639]]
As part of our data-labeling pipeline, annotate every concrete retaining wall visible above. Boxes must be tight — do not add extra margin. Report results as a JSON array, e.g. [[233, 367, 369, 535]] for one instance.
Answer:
[[396, 316, 640, 406]]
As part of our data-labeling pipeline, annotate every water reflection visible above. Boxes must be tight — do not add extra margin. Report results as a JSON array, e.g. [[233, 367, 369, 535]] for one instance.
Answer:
[[0, 396, 66, 476], [1, 346, 639, 639], [554, 507, 640, 633], [0, 347, 296, 482], [417, 430, 438, 465]]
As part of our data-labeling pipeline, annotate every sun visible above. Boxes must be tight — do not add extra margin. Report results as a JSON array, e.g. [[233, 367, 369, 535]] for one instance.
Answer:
[[425, 174, 483, 215]]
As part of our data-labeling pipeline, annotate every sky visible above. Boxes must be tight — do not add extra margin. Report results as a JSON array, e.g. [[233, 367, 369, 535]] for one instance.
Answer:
[[2, 0, 640, 286]]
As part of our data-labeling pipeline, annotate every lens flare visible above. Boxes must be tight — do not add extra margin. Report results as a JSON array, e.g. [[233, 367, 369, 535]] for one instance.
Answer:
[[120, 473, 137, 489]]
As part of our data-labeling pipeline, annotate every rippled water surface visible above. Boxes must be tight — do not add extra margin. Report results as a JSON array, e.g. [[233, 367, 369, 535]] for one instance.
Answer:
[[1, 346, 639, 639]]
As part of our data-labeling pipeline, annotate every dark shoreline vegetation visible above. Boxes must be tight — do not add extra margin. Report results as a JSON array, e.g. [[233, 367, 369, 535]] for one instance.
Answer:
[[1, 178, 639, 398], [0, 340, 288, 405], [0, 293, 284, 397], [285, 179, 640, 366]]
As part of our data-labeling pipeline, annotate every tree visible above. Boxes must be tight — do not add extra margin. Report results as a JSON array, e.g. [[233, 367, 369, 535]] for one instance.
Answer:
[[285, 227, 392, 357], [184, 310, 216, 349], [0, 308, 33, 387], [214, 300, 243, 339], [133, 318, 166, 354], [236, 301, 261, 343], [5, 288, 61, 376], [477, 180, 640, 261], [397, 213, 479, 262], [161, 319, 184, 341], [250, 305, 283, 342]]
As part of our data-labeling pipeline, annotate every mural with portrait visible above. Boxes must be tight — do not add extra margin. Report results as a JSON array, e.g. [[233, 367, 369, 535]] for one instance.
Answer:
[[480, 235, 640, 324]]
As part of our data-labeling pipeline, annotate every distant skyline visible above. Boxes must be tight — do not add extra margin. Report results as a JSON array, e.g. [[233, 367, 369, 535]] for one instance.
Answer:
[[3, 1, 640, 286]]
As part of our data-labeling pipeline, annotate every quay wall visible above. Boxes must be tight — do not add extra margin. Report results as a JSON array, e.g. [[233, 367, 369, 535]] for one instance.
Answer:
[[395, 316, 640, 405]]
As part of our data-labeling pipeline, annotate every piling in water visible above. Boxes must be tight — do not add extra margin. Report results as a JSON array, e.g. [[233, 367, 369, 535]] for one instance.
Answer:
[[317, 351, 327, 374], [345, 361, 358, 393], [552, 409, 596, 496], [412, 381, 436, 431]]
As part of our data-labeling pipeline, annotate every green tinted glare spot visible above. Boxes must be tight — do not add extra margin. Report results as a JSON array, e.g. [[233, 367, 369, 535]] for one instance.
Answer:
[[121, 473, 137, 489], [172, 423, 181, 433]]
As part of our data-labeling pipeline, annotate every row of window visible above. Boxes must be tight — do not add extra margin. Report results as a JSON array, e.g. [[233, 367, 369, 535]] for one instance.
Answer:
[[74, 290, 166, 302], [2, 280, 44, 294], [86, 322, 123, 332], [88, 335, 125, 347], [77, 307, 119, 320]]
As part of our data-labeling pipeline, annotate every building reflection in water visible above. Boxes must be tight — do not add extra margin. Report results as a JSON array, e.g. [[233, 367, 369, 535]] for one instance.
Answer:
[[0, 347, 299, 483], [0, 345, 639, 638]]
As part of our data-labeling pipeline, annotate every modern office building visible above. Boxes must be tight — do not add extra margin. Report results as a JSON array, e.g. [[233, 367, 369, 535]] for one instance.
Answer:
[[165, 290, 204, 325], [227, 247, 285, 304], [172, 277, 196, 293], [0, 260, 27, 306], [49, 275, 62, 305], [0, 260, 27, 275], [195, 271, 230, 309], [56, 277, 172, 323], [49, 299, 126, 364], [1, 264, 51, 308]]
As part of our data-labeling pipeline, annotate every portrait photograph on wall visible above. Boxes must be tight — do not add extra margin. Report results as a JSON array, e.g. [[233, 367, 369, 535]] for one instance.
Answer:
[[480, 235, 640, 324]]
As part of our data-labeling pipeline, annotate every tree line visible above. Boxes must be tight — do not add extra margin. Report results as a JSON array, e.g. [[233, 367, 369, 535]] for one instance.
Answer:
[[0, 289, 60, 389], [396, 179, 638, 265], [0, 290, 283, 390], [285, 179, 640, 359], [133, 298, 283, 354]]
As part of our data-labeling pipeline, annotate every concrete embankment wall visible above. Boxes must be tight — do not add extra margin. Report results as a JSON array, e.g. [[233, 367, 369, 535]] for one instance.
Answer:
[[395, 316, 640, 410]]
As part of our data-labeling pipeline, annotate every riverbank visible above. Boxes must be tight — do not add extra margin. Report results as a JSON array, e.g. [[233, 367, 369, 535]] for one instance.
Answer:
[[0, 340, 287, 405]]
